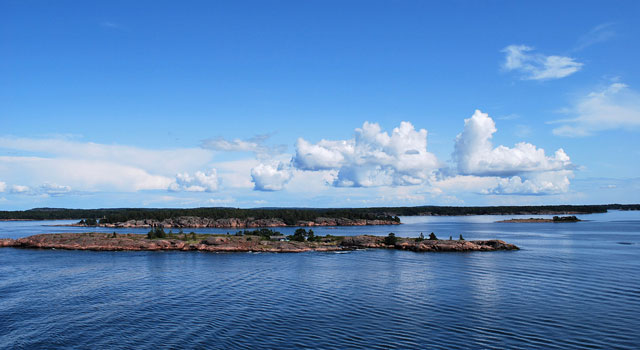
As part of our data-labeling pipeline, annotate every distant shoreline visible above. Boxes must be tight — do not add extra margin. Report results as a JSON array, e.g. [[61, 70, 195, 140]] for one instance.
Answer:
[[2, 205, 638, 224]]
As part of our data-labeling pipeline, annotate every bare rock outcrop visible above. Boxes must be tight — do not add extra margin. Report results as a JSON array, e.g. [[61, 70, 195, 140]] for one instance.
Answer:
[[2, 233, 519, 253]]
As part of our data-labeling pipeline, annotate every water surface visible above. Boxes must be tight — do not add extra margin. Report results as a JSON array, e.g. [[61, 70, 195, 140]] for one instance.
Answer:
[[1, 211, 639, 349]]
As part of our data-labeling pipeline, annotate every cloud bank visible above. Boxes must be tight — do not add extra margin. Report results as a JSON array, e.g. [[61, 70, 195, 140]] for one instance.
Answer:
[[0, 137, 216, 193], [502, 45, 583, 80]]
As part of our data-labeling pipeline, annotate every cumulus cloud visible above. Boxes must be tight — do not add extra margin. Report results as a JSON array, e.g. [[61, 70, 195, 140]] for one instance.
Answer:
[[450, 110, 574, 195], [551, 82, 640, 136], [201, 133, 287, 159], [502, 45, 583, 80], [169, 169, 219, 192], [293, 121, 440, 187], [251, 162, 293, 191], [454, 110, 572, 176]]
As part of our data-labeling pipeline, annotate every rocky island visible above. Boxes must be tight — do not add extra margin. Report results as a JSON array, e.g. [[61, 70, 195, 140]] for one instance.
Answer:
[[71, 216, 400, 229], [0, 231, 518, 253], [497, 215, 581, 223]]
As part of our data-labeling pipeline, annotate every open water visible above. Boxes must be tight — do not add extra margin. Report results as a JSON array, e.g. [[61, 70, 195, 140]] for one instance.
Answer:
[[1, 211, 639, 349]]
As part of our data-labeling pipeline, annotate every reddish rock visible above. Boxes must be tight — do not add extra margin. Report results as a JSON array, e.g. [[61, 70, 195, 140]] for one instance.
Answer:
[[72, 216, 400, 229], [2, 233, 518, 253]]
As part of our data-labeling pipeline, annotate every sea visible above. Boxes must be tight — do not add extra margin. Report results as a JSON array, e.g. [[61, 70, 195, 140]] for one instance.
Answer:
[[1, 211, 639, 349]]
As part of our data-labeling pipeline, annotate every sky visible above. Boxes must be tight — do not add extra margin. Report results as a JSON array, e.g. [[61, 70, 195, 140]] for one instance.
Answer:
[[1, 0, 639, 210]]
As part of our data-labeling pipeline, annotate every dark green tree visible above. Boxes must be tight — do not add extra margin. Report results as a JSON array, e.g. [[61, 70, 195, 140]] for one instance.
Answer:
[[384, 232, 397, 246]]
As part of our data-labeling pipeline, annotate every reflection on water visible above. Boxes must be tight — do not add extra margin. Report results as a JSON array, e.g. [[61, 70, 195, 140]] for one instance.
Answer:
[[0, 211, 639, 349]]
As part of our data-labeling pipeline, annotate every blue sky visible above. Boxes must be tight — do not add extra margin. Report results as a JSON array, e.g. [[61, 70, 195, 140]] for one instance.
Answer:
[[1, 1, 639, 209]]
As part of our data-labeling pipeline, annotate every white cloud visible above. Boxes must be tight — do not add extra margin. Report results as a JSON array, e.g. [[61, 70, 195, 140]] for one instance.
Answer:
[[502, 45, 583, 80], [169, 169, 219, 192], [431, 172, 572, 196], [10, 185, 31, 194], [449, 110, 574, 195], [552, 83, 640, 136], [294, 121, 440, 187], [0, 137, 215, 193], [431, 174, 500, 193], [251, 162, 293, 191], [1, 182, 73, 197], [454, 110, 572, 176], [0, 181, 5, 192], [0, 136, 213, 175], [0, 156, 173, 192], [201, 133, 286, 159], [39, 183, 72, 196], [487, 171, 572, 195]]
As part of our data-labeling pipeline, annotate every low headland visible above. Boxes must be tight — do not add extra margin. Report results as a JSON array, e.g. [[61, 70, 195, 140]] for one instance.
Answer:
[[497, 215, 581, 223], [0, 229, 518, 253]]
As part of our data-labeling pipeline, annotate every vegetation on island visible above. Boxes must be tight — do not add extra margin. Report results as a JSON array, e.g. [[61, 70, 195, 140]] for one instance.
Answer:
[[498, 215, 582, 223], [552, 215, 580, 222], [1, 204, 638, 223], [1, 231, 520, 253]]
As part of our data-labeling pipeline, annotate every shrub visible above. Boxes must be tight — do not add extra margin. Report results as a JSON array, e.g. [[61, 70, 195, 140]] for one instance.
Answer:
[[428, 232, 438, 240], [384, 233, 397, 246], [289, 228, 311, 242]]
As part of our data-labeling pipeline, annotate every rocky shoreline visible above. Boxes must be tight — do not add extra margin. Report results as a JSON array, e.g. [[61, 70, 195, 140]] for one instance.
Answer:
[[0, 233, 518, 253], [69, 216, 400, 229]]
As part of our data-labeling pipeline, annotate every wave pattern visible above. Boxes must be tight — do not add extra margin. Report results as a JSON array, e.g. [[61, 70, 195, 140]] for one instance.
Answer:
[[1, 212, 640, 349]]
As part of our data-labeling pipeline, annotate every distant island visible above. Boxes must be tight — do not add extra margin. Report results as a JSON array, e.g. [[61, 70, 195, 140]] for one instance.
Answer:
[[0, 204, 638, 226], [70, 216, 399, 229], [0, 229, 518, 253], [497, 216, 581, 223]]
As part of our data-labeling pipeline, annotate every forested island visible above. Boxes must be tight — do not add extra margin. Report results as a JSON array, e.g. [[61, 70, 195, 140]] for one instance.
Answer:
[[1, 204, 638, 221], [0, 229, 519, 253], [497, 216, 582, 223]]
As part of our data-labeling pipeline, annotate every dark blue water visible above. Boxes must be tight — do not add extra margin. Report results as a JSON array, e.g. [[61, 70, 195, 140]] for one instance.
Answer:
[[1, 211, 639, 349]]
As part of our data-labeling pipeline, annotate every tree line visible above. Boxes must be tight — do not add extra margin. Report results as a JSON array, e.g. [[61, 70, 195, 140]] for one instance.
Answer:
[[1, 204, 638, 222]]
